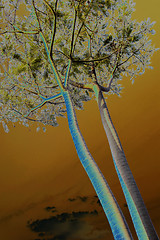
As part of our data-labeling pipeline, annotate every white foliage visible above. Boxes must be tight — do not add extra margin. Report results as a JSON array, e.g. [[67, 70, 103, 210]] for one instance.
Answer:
[[0, 0, 157, 131]]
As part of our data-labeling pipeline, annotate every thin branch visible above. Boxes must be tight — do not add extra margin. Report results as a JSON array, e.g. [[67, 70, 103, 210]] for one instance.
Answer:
[[85, 32, 111, 93], [13, 84, 39, 96], [32, 0, 64, 91], [70, 8, 77, 56], [117, 43, 145, 68], [32, 0, 42, 31], [12, 108, 42, 122], [72, 22, 84, 54], [50, 10, 57, 57], [0, 29, 39, 35], [47, 100, 65, 105], [26, 62, 42, 95], [72, 49, 118, 63], [53, 49, 70, 59], [35, 7, 48, 16], [84, 22, 97, 34], [38, 92, 62, 101], [39, 79, 65, 89], [106, 47, 121, 90], [43, 0, 56, 14], [70, 79, 109, 93], [40, 84, 60, 89], [13, 83, 62, 104], [13, 0, 20, 25], [25, 92, 62, 117], [43, 0, 57, 57], [130, 27, 148, 39], [86, 32, 92, 58], [25, 101, 46, 117], [72, 1, 94, 55], [69, 80, 93, 91], [64, 60, 72, 88], [133, 53, 144, 66]]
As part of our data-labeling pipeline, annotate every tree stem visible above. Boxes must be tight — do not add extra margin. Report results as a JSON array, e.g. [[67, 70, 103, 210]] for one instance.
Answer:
[[62, 90, 133, 240], [93, 84, 159, 240]]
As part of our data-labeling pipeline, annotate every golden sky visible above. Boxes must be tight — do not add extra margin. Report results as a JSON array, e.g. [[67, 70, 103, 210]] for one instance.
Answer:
[[0, 0, 160, 239]]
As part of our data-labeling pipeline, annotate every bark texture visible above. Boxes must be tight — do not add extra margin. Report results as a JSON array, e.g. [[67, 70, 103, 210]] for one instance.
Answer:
[[63, 90, 133, 240], [94, 85, 159, 240]]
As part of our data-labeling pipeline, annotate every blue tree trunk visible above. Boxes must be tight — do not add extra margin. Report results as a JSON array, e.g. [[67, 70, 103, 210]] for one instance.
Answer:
[[93, 85, 159, 240], [62, 90, 133, 240]]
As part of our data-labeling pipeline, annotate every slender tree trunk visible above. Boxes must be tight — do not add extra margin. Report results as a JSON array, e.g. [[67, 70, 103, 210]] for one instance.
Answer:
[[93, 84, 159, 240], [62, 90, 133, 240], [35, 7, 131, 236]]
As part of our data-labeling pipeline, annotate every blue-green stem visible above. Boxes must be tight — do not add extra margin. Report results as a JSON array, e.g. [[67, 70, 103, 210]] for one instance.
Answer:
[[62, 90, 133, 240], [25, 92, 61, 117], [93, 84, 159, 240], [31, 3, 133, 237]]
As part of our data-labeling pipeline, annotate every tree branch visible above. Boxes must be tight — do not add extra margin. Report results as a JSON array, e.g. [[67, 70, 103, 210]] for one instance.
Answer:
[[32, 0, 65, 91], [69, 80, 93, 91], [12, 108, 42, 122], [106, 47, 121, 90], [32, 0, 42, 31], [70, 8, 77, 56], [64, 60, 72, 88], [117, 43, 145, 68], [53, 49, 70, 59], [72, 22, 84, 54], [85, 33, 110, 93], [25, 92, 62, 117], [72, 49, 118, 63], [0, 30, 39, 35], [13, 84, 40, 96], [71, 1, 94, 55], [43, 0, 58, 57]]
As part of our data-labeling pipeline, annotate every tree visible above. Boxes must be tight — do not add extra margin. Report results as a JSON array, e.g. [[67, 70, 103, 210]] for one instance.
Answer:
[[0, 0, 133, 239], [56, 1, 159, 239], [67, 1, 159, 239], [0, 0, 158, 239]]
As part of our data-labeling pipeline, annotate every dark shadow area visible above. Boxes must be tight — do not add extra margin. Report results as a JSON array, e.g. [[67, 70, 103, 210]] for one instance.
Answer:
[[27, 195, 108, 240]]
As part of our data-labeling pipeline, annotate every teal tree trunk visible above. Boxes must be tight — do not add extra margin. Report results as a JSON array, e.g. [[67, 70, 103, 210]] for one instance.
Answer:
[[38, 31, 132, 238], [62, 90, 133, 239], [13, 2, 132, 239], [93, 85, 159, 240]]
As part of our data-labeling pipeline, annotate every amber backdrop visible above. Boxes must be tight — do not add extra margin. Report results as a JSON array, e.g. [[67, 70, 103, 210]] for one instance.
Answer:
[[0, 0, 160, 239]]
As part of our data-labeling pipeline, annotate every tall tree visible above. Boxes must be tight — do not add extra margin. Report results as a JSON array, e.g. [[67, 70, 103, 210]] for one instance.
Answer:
[[0, 0, 158, 239], [64, 1, 159, 239], [0, 0, 133, 239]]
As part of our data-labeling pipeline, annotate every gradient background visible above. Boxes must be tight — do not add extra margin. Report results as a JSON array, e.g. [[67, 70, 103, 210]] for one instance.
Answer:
[[0, 0, 160, 239]]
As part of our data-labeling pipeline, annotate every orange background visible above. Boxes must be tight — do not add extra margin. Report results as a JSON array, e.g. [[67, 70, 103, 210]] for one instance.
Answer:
[[0, 0, 160, 239]]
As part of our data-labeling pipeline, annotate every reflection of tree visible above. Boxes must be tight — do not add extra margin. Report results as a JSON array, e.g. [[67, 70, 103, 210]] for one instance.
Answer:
[[0, 0, 158, 239]]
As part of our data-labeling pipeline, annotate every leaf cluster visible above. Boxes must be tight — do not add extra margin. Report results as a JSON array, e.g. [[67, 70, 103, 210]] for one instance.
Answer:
[[0, 0, 157, 131]]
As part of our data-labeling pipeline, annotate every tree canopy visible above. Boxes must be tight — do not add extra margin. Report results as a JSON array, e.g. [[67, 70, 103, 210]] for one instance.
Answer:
[[0, 0, 156, 132]]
